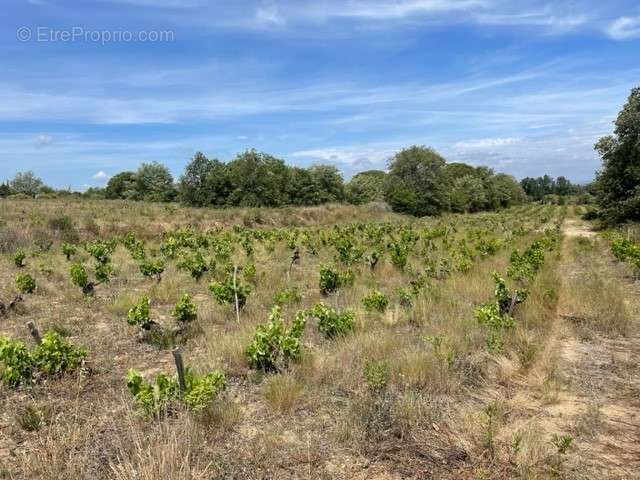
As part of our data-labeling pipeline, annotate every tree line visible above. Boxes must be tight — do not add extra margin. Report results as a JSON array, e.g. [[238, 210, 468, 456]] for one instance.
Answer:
[[108, 146, 529, 216], [591, 86, 640, 225], [2, 144, 585, 217], [519, 175, 582, 201]]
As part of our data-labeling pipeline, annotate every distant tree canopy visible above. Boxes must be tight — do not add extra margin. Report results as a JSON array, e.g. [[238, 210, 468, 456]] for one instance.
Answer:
[[2, 146, 533, 216], [135, 162, 176, 202], [105, 171, 137, 200], [8, 171, 44, 197], [384, 146, 451, 216], [594, 86, 640, 224], [346, 170, 387, 204], [176, 150, 345, 208], [520, 174, 580, 201], [383, 146, 525, 216]]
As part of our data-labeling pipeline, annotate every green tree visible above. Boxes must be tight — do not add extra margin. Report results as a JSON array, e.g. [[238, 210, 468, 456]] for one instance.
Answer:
[[0, 182, 10, 198], [226, 150, 289, 207], [307, 165, 345, 204], [134, 162, 176, 202], [450, 175, 487, 212], [444, 162, 478, 180], [554, 176, 573, 196], [595, 87, 640, 224], [384, 146, 450, 217], [105, 171, 136, 199], [491, 173, 526, 208], [9, 171, 44, 197], [179, 152, 230, 207], [285, 167, 317, 205], [346, 170, 386, 204]]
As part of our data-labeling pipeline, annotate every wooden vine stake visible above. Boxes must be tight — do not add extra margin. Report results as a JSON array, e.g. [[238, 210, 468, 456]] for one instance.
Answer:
[[507, 292, 518, 316], [233, 265, 240, 323], [26, 320, 42, 345], [172, 347, 186, 395]]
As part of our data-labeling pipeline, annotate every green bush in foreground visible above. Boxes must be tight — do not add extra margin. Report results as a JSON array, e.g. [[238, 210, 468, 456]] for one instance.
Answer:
[[13, 249, 26, 268], [0, 337, 33, 386], [209, 273, 251, 309], [171, 293, 197, 324], [0, 332, 86, 387], [127, 295, 153, 330], [362, 289, 389, 313], [245, 306, 306, 372], [62, 242, 77, 261], [15, 273, 36, 294], [319, 264, 354, 296], [126, 367, 225, 417], [308, 303, 355, 339], [32, 332, 87, 376]]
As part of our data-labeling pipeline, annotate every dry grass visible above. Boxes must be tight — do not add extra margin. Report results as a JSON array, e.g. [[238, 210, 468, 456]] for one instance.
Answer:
[[0, 200, 591, 479]]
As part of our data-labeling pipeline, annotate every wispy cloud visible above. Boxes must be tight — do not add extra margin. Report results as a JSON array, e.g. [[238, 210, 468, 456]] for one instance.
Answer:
[[605, 16, 640, 40], [454, 137, 520, 150], [291, 145, 396, 167], [36, 134, 53, 146]]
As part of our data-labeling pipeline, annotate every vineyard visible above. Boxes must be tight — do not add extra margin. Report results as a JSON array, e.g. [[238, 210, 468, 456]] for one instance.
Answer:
[[0, 199, 638, 479]]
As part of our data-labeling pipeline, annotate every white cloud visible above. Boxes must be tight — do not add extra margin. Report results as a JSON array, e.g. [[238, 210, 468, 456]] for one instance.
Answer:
[[255, 2, 285, 26], [454, 137, 520, 150], [36, 134, 53, 146], [93, 170, 109, 180], [291, 145, 397, 169], [332, 0, 488, 20], [605, 16, 640, 40]]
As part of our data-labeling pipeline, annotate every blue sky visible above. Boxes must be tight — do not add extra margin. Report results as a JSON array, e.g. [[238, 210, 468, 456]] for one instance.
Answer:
[[1, 0, 639, 189]]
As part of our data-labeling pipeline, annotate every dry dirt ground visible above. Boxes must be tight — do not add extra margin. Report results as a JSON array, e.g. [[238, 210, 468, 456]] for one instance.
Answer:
[[499, 218, 640, 479]]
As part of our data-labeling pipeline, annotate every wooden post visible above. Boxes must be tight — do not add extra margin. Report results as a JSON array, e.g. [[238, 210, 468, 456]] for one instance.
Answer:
[[507, 292, 518, 316], [172, 347, 186, 395], [26, 320, 42, 345], [233, 265, 240, 323]]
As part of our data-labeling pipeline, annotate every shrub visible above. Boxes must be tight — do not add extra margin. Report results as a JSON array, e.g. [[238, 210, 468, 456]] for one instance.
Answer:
[[319, 264, 354, 296], [332, 234, 365, 265], [0, 332, 86, 386], [308, 303, 355, 339], [274, 287, 302, 307], [0, 337, 34, 386], [551, 433, 573, 454], [242, 263, 257, 283], [16, 273, 36, 294], [388, 241, 410, 270], [126, 369, 177, 416], [32, 332, 86, 376], [122, 233, 146, 260], [475, 273, 529, 352], [208, 273, 251, 309], [364, 360, 388, 393], [61, 242, 77, 261], [139, 258, 165, 280], [13, 249, 26, 268], [127, 367, 225, 417], [362, 289, 389, 313], [182, 369, 226, 411], [127, 295, 153, 330], [177, 252, 209, 280], [94, 261, 112, 283], [245, 306, 306, 372], [70, 263, 92, 294], [85, 240, 114, 264], [171, 293, 197, 324]]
